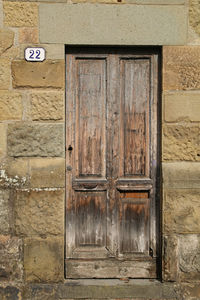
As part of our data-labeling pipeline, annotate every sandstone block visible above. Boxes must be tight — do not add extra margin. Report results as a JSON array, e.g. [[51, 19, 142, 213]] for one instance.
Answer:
[[0, 286, 22, 299], [179, 234, 200, 281], [31, 91, 64, 120], [12, 60, 64, 89], [7, 123, 64, 157], [162, 124, 200, 161], [1, 46, 19, 60], [189, 0, 200, 37], [0, 123, 7, 159], [24, 236, 64, 282], [0, 235, 23, 282], [5, 159, 29, 179], [0, 190, 10, 234], [19, 27, 38, 44], [180, 283, 200, 299], [3, 2, 38, 27], [23, 284, 58, 300], [0, 158, 29, 188], [0, 91, 22, 121], [163, 235, 178, 281], [0, 0, 3, 28], [163, 46, 200, 90], [30, 158, 65, 188], [0, 29, 14, 56], [164, 190, 200, 234], [162, 162, 200, 189], [0, 59, 10, 90], [15, 189, 64, 236], [187, 23, 200, 46], [164, 91, 200, 122]]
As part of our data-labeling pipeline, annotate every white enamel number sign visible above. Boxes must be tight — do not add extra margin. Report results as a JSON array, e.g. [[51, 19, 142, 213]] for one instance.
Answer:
[[25, 47, 46, 62]]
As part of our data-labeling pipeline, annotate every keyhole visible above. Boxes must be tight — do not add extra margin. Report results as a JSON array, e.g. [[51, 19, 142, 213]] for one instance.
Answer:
[[68, 145, 73, 151]]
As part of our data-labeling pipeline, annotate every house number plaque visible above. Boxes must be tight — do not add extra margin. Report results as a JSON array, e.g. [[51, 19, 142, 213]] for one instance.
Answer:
[[25, 47, 46, 62]]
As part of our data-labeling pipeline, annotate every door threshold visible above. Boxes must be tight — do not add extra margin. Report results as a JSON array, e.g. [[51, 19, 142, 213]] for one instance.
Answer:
[[64, 279, 161, 286]]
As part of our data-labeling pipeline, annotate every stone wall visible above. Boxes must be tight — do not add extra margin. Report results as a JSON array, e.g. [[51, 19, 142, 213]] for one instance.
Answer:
[[0, 1, 65, 296], [162, 46, 200, 285], [0, 0, 200, 299]]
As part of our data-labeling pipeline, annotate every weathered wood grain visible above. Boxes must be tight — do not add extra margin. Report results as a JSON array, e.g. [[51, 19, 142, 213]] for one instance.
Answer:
[[65, 258, 156, 278], [75, 192, 106, 247], [120, 199, 149, 254], [120, 59, 150, 177], [65, 47, 160, 278], [76, 58, 106, 177]]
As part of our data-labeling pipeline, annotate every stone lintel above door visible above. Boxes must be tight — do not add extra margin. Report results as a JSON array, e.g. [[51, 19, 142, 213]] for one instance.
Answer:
[[39, 3, 187, 46]]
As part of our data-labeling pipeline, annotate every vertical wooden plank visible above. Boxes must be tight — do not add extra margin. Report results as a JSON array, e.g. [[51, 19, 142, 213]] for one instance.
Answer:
[[119, 58, 150, 177], [106, 54, 120, 256], [149, 54, 159, 257], [66, 52, 109, 260], [66, 54, 76, 258], [75, 58, 106, 178]]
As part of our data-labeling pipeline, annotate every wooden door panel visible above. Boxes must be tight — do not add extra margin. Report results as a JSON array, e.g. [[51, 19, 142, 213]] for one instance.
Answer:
[[65, 47, 160, 278], [120, 197, 149, 254], [75, 191, 106, 247], [66, 55, 109, 260], [120, 58, 150, 178], [75, 58, 106, 178]]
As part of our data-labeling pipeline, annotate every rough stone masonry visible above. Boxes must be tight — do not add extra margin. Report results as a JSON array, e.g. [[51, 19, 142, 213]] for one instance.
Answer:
[[0, 0, 200, 299]]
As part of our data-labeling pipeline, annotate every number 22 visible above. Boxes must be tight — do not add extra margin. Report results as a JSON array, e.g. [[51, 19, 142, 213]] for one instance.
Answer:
[[29, 49, 41, 59]]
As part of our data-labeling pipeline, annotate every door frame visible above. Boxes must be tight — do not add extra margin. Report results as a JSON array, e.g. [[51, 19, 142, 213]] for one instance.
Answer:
[[64, 46, 162, 279]]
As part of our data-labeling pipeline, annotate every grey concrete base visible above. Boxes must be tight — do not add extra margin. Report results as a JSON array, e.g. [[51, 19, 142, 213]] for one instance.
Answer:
[[4, 281, 200, 299], [23, 280, 178, 299], [60, 280, 176, 299]]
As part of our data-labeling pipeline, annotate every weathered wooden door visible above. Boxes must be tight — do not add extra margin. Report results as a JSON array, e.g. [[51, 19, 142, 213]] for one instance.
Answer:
[[65, 47, 160, 278]]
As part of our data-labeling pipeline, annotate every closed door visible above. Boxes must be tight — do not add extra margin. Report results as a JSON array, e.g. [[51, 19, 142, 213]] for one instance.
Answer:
[[65, 47, 160, 279]]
